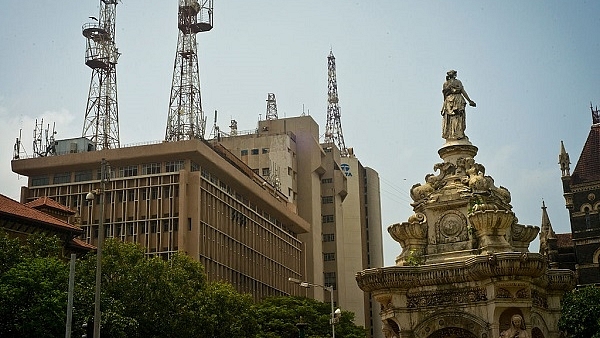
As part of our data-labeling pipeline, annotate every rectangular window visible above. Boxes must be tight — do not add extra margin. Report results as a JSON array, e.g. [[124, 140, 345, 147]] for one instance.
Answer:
[[262, 168, 270, 176], [322, 215, 334, 223], [241, 149, 248, 156], [127, 190, 136, 202], [151, 187, 159, 199], [251, 148, 259, 155], [151, 222, 157, 233], [321, 178, 333, 184], [190, 161, 200, 172], [323, 253, 335, 261], [324, 272, 336, 289], [322, 196, 334, 204], [165, 160, 185, 172], [74, 171, 93, 182], [322, 233, 335, 242], [288, 167, 293, 176], [142, 163, 161, 175], [120, 165, 138, 177], [262, 148, 269, 154], [31, 176, 50, 186], [53, 172, 71, 184], [162, 220, 170, 232], [252, 169, 259, 175]]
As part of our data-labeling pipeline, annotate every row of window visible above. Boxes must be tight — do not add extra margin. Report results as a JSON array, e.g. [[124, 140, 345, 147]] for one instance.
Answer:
[[241, 148, 269, 156], [31, 161, 187, 186]]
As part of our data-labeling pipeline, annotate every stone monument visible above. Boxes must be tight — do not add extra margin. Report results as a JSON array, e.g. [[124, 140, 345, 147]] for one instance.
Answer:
[[356, 71, 574, 338]]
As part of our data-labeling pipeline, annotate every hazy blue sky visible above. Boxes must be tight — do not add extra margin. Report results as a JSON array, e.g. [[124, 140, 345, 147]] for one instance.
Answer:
[[1, 1, 599, 265]]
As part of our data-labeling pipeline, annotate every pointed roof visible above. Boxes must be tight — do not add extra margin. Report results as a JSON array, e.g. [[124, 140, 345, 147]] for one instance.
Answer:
[[571, 124, 600, 185], [0, 194, 82, 233], [541, 200, 555, 238], [25, 196, 76, 215]]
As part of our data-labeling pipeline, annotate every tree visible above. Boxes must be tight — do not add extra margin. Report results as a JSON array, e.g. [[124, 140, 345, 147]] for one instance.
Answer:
[[0, 232, 69, 338], [196, 281, 259, 337], [254, 296, 366, 338], [558, 286, 600, 338], [73, 239, 210, 338]]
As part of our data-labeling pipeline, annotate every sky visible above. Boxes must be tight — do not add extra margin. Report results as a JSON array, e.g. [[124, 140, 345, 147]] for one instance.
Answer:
[[1, 1, 599, 266]]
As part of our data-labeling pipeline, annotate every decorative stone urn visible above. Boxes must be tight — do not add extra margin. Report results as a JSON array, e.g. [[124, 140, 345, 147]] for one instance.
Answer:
[[468, 205, 515, 253], [388, 213, 428, 266], [510, 223, 540, 252]]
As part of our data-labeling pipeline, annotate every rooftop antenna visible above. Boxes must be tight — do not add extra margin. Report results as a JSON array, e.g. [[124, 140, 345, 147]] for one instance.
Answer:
[[266, 93, 278, 120], [13, 129, 27, 160], [33, 119, 57, 157], [324, 50, 348, 156], [165, 0, 213, 142], [82, 0, 121, 150], [229, 119, 238, 136]]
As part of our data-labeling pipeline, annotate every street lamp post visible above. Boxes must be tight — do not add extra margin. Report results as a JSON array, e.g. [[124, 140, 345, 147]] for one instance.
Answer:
[[289, 277, 339, 338], [86, 158, 109, 338]]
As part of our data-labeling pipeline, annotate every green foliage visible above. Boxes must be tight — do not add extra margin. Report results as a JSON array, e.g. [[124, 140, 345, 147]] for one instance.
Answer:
[[254, 296, 366, 338], [559, 286, 600, 338], [0, 234, 366, 338], [405, 249, 423, 266], [196, 281, 259, 337], [0, 232, 69, 337]]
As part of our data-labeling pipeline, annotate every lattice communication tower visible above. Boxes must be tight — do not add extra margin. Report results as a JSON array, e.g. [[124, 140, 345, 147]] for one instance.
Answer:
[[266, 93, 278, 120], [324, 50, 348, 156], [82, 0, 121, 150], [165, 0, 213, 141]]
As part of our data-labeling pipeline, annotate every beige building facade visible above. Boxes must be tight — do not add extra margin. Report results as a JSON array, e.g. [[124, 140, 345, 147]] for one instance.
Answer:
[[11, 139, 310, 301], [219, 115, 384, 337]]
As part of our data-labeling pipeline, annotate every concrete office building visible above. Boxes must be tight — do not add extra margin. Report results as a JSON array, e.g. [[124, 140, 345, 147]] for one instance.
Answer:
[[11, 139, 310, 301], [219, 115, 384, 336]]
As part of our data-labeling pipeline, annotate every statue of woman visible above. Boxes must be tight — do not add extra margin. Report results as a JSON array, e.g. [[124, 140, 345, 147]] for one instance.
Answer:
[[441, 70, 476, 141], [500, 314, 529, 338]]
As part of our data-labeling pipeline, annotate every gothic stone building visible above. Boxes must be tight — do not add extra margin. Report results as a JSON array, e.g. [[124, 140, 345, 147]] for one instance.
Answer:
[[556, 107, 600, 285]]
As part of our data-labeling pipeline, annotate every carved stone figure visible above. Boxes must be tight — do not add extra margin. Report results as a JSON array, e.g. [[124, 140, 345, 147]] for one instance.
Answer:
[[500, 314, 529, 338], [441, 70, 476, 140]]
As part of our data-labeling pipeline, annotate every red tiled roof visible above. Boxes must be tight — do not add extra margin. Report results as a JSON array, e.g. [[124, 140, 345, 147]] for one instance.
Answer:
[[572, 125, 600, 184], [26, 196, 76, 215], [555, 233, 573, 248], [70, 237, 96, 250], [0, 194, 82, 233]]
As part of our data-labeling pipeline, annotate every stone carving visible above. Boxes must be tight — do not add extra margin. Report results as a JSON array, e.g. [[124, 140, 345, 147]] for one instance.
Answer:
[[441, 70, 476, 141], [531, 289, 548, 309], [500, 314, 529, 338], [382, 321, 399, 338], [496, 288, 511, 299], [407, 287, 487, 308], [510, 223, 540, 252], [468, 208, 515, 253], [516, 288, 530, 299], [388, 217, 428, 266], [436, 210, 469, 243]]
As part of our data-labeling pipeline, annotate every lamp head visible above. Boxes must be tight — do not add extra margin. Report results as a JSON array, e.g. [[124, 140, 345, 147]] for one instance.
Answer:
[[85, 192, 96, 201]]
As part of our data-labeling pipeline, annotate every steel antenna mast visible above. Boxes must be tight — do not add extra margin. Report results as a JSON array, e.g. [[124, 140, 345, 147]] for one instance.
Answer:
[[266, 93, 278, 120], [165, 0, 213, 141], [324, 50, 348, 156], [82, 0, 121, 150]]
